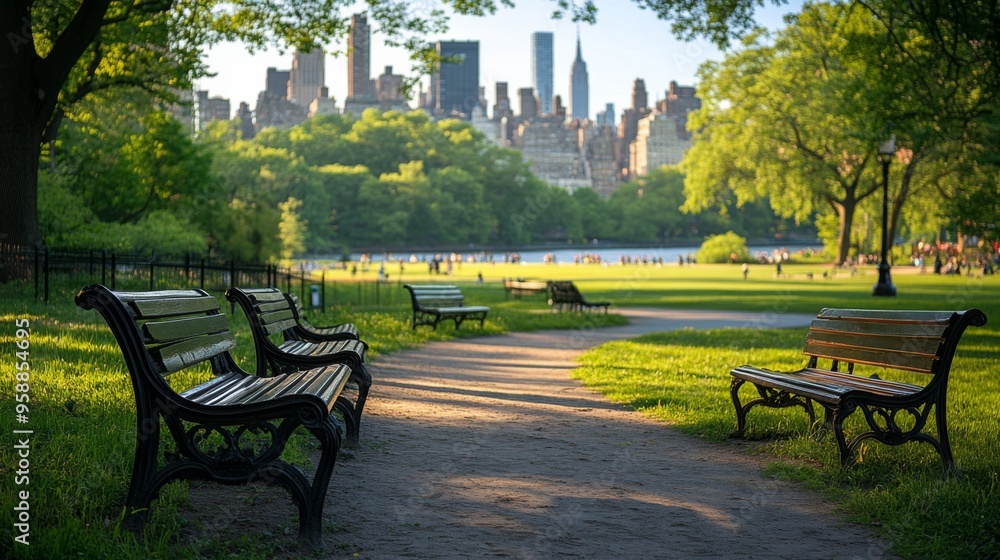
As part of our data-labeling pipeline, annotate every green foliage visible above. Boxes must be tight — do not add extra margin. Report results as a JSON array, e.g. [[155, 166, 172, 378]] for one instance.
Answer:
[[123, 211, 208, 256], [696, 230, 752, 263], [37, 171, 119, 249], [278, 197, 308, 260], [59, 104, 213, 225]]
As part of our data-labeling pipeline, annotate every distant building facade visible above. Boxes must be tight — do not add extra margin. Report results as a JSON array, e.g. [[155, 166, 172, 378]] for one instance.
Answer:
[[429, 41, 481, 119], [348, 14, 375, 100], [512, 117, 591, 192], [287, 50, 325, 108], [630, 112, 690, 176], [266, 67, 290, 99], [194, 90, 230, 132], [531, 32, 554, 115], [518, 87, 539, 119]]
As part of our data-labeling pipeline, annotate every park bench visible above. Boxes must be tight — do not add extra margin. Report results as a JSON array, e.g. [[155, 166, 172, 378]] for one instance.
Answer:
[[547, 281, 611, 313], [225, 287, 371, 444], [403, 284, 490, 330], [75, 284, 354, 549], [730, 307, 987, 471], [286, 292, 361, 341], [503, 278, 550, 300]]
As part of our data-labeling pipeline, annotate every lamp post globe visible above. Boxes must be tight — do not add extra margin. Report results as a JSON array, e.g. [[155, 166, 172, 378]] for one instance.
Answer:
[[873, 136, 897, 297]]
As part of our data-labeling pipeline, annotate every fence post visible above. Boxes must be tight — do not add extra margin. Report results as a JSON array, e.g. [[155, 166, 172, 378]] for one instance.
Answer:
[[33, 246, 39, 300], [88, 250, 94, 276], [184, 254, 191, 282], [229, 260, 236, 291], [300, 267, 306, 304], [149, 260, 155, 291], [101, 250, 107, 286], [111, 254, 117, 290], [321, 270, 326, 310]]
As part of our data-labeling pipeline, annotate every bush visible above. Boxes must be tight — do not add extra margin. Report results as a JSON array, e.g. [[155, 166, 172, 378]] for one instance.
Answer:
[[696, 231, 753, 263]]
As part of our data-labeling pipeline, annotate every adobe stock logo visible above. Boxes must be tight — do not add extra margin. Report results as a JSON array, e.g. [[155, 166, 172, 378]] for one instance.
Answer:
[[7, 17, 32, 54]]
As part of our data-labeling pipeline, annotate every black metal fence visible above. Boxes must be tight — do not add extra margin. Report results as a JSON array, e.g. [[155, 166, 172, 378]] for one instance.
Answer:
[[1, 243, 404, 308], [0, 243, 312, 303]]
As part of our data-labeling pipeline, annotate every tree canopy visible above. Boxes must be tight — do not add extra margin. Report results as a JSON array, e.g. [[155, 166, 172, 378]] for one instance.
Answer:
[[682, 2, 999, 264]]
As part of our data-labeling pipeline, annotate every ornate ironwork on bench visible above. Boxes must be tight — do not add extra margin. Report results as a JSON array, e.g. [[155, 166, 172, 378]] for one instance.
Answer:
[[403, 284, 489, 330], [76, 285, 355, 549], [225, 286, 371, 445], [730, 307, 987, 471]]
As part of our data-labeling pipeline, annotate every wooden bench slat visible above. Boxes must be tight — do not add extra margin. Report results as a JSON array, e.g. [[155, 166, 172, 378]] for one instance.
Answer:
[[255, 300, 291, 313], [805, 330, 943, 358], [277, 339, 367, 358], [128, 295, 220, 319], [817, 308, 956, 323], [246, 289, 288, 303], [803, 342, 937, 373], [809, 317, 949, 338], [797, 368, 922, 396], [153, 331, 236, 373], [263, 318, 299, 336], [260, 309, 296, 325], [142, 314, 230, 344]]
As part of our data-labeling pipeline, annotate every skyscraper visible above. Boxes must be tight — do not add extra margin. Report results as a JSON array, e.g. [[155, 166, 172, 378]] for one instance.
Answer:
[[430, 41, 480, 119], [569, 34, 589, 121], [265, 67, 290, 100], [531, 32, 554, 115], [288, 50, 325, 107], [348, 14, 375, 100], [632, 78, 648, 111]]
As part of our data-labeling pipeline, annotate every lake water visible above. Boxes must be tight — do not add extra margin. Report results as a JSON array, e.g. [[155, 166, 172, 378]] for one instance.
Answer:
[[350, 242, 821, 265]]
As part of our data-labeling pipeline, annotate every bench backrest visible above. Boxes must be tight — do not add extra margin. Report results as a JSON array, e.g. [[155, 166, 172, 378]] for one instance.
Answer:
[[230, 287, 298, 336], [804, 308, 987, 375], [548, 281, 583, 302], [76, 284, 236, 380], [404, 284, 465, 308]]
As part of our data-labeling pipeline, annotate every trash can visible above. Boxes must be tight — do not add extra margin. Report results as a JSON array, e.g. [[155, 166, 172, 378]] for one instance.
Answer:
[[310, 285, 321, 308]]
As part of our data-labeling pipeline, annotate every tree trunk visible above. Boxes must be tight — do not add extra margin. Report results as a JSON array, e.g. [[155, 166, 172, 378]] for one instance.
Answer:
[[834, 199, 855, 266], [1, 4, 43, 281], [0, 117, 42, 248], [1, 0, 112, 280]]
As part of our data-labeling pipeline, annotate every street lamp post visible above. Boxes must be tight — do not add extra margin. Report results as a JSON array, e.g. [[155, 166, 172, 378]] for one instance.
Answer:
[[873, 135, 897, 296]]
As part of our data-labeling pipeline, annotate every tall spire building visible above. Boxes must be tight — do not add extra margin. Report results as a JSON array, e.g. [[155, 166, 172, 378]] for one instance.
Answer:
[[531, 32, 554, 115], [569, 33, 589, 121]]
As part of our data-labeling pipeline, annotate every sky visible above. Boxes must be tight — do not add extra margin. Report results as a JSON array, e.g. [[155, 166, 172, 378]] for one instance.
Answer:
[[200, 0, 800, 120]]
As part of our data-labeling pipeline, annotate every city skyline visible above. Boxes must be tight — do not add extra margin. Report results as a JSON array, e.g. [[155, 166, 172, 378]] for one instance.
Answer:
[[200, 1, 798, 120]]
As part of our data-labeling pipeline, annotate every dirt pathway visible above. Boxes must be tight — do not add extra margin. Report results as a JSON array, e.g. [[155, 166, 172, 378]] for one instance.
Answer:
[[317, 309, 894, 559]]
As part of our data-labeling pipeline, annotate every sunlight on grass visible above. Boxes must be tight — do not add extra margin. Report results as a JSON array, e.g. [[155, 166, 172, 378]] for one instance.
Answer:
[[1, 265, 997, 558]]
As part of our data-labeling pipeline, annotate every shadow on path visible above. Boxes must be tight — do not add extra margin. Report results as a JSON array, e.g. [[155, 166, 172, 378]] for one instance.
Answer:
[[321, 309, 894, 559]]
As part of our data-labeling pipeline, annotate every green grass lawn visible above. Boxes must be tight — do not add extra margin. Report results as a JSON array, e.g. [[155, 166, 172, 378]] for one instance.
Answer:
[[1, 261, 996, 558]]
